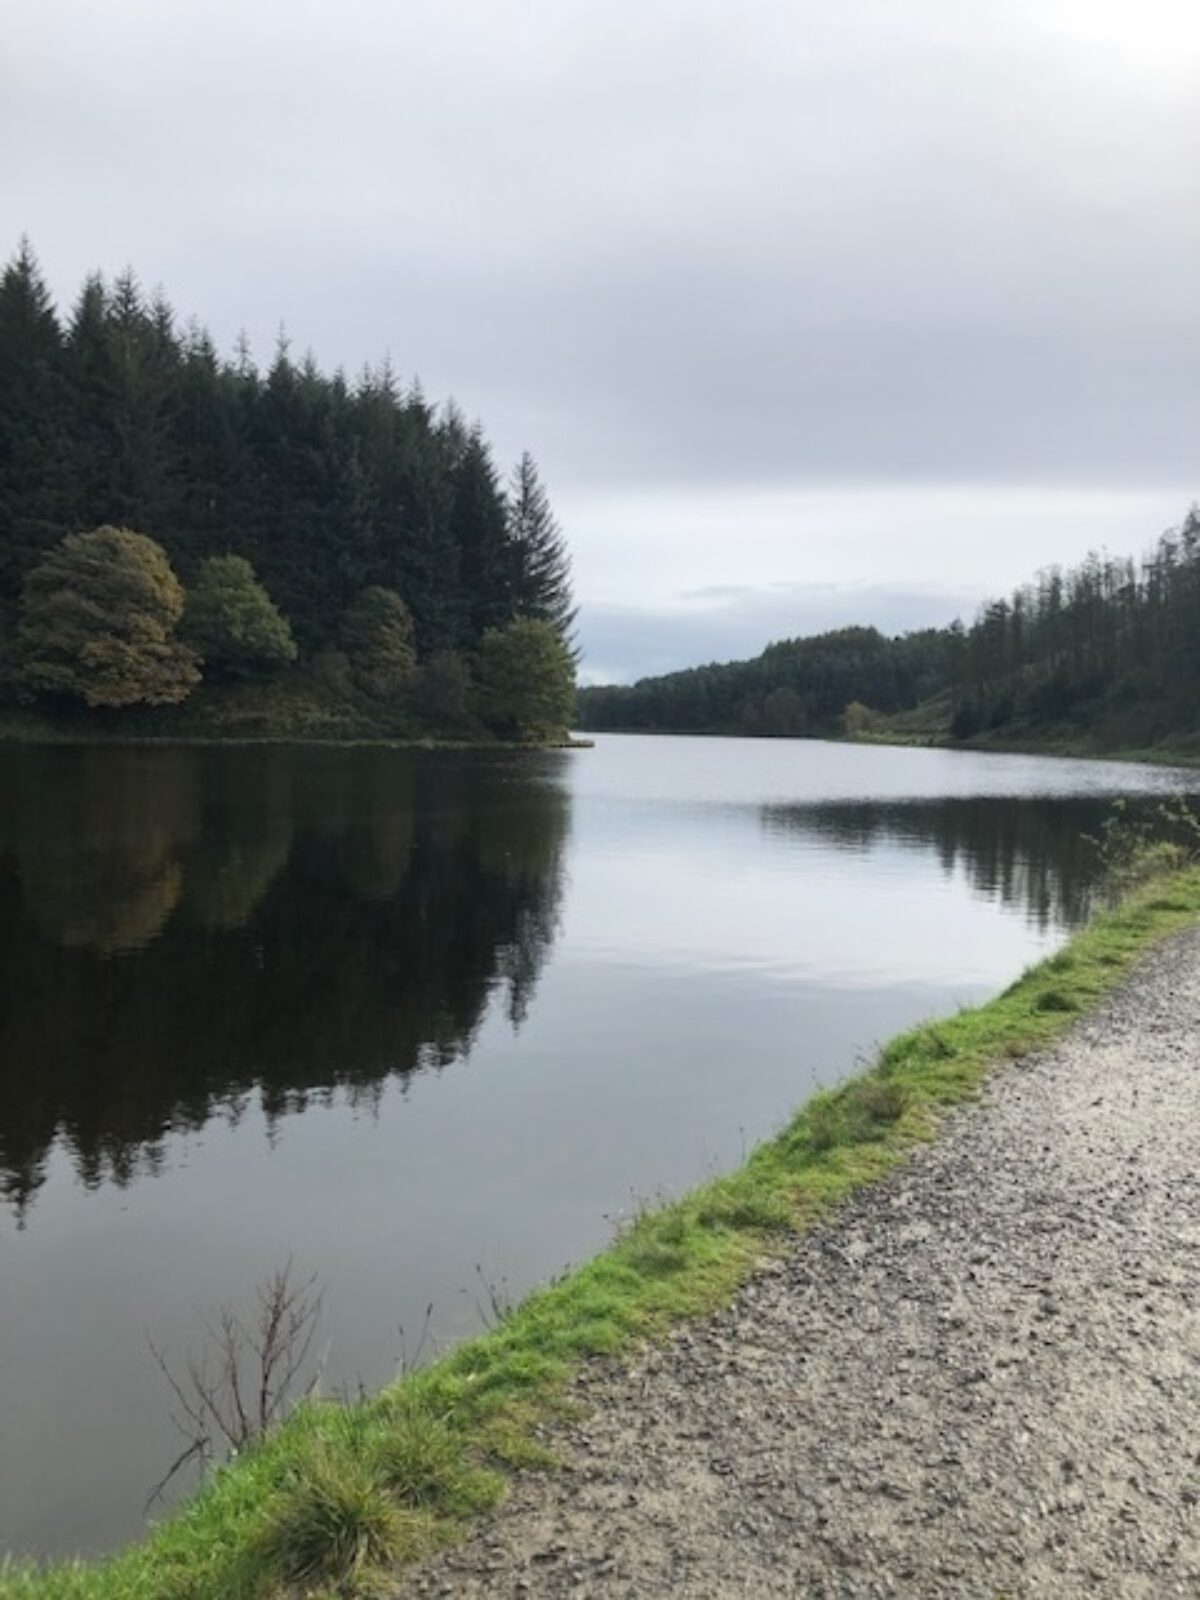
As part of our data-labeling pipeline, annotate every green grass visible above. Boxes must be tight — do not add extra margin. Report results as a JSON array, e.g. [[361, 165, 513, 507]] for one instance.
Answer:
[[6, 866, 1200, 1600], [847, 696, 1200, 769]]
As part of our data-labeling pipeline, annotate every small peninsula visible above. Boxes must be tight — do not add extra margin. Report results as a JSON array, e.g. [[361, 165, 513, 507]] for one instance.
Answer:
[[0, 244, 577, 745]]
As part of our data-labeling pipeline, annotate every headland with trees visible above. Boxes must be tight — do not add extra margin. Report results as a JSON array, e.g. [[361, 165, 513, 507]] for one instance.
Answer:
[[0, 242, 576, 744], [577, 510, 1200, 763]]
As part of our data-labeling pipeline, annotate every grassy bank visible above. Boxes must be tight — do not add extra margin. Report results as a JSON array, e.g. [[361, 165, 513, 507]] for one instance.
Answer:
[[840, 725, 1200, 767], [846, 694, 1200, 768], [6, 868, 1200, 1600]]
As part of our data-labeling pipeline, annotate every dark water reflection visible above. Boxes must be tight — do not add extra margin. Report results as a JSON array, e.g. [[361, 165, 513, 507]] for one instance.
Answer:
[[1, 735, 1193, 1559], [0, 745, 569, 1209], [762, 796, 1108, 930], [0, 747, 569, 1214]]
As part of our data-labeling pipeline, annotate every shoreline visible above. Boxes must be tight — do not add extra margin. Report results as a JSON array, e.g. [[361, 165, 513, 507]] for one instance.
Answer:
[[6, 868, 1200, 1599], [413, 918, 1200, 1596], [0, 725, 593, 753], [573, 724, 1200, 769]]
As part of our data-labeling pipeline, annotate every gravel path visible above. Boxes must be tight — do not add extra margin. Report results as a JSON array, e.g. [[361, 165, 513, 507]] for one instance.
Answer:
[[405, 929, 1200, 1599]]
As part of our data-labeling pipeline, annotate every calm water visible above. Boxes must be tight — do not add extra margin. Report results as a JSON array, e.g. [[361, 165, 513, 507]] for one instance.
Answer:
[[1, 735, 1194, 1559]]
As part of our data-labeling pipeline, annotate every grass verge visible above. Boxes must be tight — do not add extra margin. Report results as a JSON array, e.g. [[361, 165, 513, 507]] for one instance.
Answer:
[[6, 867, 1200, 1600]]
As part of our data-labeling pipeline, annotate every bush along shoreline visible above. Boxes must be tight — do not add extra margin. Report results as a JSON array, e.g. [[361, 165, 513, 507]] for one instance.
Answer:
[[5, 861, 1200, 1600], [0, 525, 579, 747]]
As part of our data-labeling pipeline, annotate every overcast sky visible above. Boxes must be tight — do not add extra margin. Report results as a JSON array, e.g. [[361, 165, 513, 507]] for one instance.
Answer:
[[5, 0, 1198, 680]]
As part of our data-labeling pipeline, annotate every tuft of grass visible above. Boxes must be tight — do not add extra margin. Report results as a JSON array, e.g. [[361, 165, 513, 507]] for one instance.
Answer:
[[7, 865, 1200, 1600], [1034, 987, 1079, 1013], [259, 1449, 421, 1589], [368, 1397, 503, 1517]]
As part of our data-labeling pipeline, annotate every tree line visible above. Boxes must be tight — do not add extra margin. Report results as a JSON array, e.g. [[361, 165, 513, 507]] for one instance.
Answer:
[[578, 509, 1200, 749], [944, 514, 1200, 741], [577, 624, 955, 736], [0, 241, 576, 739]]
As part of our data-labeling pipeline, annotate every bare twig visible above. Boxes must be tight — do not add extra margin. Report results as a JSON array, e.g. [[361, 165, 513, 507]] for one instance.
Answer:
[[145, 1259, 324, 1507]]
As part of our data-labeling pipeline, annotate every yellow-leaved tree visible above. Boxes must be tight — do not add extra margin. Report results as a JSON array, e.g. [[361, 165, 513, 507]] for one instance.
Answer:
[[19, 525, 201, 707]]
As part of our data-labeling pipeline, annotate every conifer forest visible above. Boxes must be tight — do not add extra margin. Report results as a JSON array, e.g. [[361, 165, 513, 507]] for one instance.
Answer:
[[0, 242, 576, 740]]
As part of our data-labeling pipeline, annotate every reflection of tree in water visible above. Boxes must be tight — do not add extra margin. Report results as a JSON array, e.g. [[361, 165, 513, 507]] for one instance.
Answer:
[[760, 795, 1130, 930], [184, 756, 295, 932], [0, 747, 571, 1217], [14, 750, 202, 954]]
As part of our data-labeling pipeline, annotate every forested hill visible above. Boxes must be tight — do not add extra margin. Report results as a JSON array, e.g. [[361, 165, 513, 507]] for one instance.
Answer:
[[0, 241, 575, 740], [578, 626, 955, 736], [577, 510, 1200, 756]]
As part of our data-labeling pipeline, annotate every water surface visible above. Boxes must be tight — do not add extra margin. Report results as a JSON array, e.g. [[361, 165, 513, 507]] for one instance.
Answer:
[[1, 735, 1192, 1557]]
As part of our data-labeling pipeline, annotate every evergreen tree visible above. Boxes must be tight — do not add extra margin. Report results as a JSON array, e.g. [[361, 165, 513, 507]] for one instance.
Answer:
[[0, 240, 74, 607], [172, 323, 245, 560], [385, 409, 461, 654], [99, 270, 180, 534], [507, 452, 577, 649], [64, 273, 122, 525], [450, 428, 513, 646]]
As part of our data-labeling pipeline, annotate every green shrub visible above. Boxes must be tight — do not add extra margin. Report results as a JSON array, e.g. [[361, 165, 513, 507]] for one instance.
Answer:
[[182, 555, 296, 680]]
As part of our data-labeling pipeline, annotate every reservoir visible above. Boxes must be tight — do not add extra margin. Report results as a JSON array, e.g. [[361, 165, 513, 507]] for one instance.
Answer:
[[0, 734, 1193, 1558]]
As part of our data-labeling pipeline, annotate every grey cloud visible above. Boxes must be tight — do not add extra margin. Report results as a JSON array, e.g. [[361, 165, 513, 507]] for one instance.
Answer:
[[6, 1, 1198, 490], [4, 1, 1198, 679]]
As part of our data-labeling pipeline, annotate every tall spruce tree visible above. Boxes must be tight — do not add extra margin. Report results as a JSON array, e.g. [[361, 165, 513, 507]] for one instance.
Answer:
[[103, 270, 181, 535], [449, 426, 513, 646], [0, 241, 74, 609], [507, 452, 577, 649]]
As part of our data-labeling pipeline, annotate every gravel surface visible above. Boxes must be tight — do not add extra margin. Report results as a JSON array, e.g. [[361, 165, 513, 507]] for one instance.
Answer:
[[404, 929, 1200, 1599]]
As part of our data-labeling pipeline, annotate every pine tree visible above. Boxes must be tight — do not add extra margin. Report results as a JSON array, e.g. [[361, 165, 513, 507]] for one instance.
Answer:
[[64, 273, 123, 525], [450, 427, 512, 646], [172, 322, 242, 559], [103, 270, 181, 534], [389, 410, 460, 654], [0, 240, 74, 607], [507, 452, 577, 650]]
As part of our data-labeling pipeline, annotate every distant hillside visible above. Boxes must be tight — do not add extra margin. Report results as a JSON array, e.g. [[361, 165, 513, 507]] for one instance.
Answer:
[[578, 626, 953, 736], [577, 508, 1200, 759]]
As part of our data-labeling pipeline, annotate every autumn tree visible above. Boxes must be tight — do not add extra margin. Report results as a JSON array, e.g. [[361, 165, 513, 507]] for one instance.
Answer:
[[341, 586, 416, 699], [475, 618, 575, 741], [20, 525, 200, 707], [182, 554, 296, 679], [842, 700, 875, 736]]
